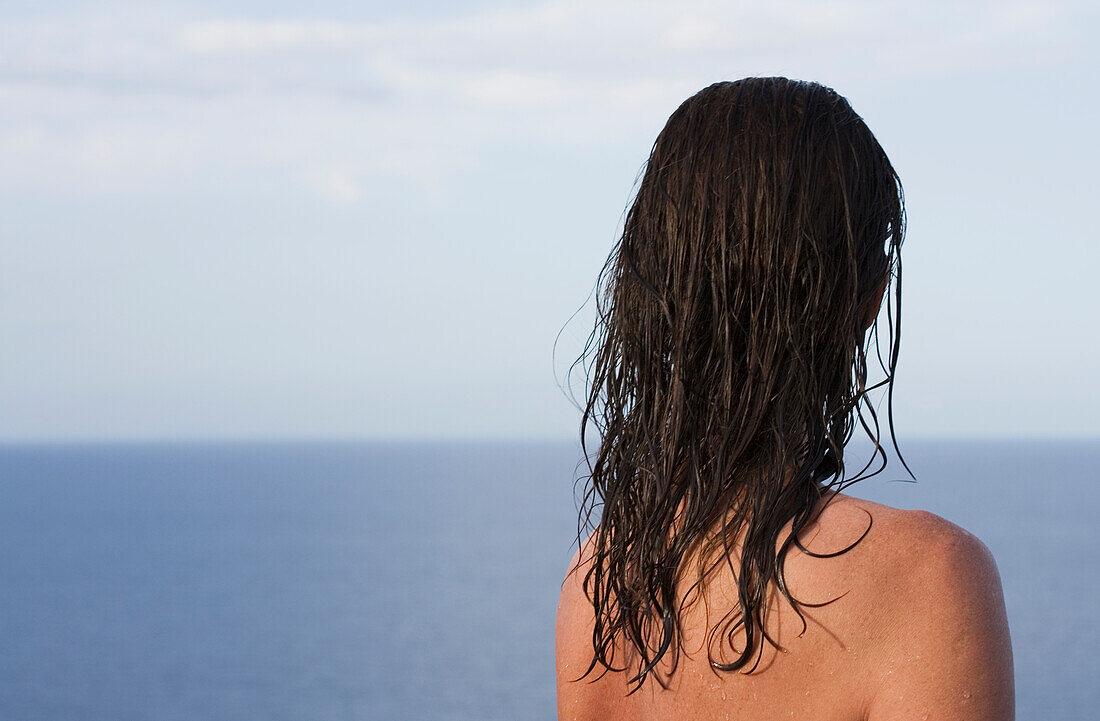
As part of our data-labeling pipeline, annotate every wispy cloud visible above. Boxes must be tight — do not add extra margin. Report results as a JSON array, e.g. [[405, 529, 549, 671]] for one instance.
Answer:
[[0, 0, 1087, 200], [1, 0, 1096, 439], [4, 1, 1081, 102]]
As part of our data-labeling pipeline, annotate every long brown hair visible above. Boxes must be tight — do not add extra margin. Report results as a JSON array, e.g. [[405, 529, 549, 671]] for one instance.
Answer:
[[571, 77, 907, 692]]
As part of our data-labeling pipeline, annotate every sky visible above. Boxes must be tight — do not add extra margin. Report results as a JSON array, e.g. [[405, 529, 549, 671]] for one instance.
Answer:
[[0, 0, 1097, 441]]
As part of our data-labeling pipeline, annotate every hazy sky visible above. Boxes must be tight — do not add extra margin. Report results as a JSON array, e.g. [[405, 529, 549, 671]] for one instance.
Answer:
[[1, 0, 1097, 441]]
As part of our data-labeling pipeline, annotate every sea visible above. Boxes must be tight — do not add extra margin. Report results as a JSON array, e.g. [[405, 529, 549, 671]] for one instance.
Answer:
[[0, 439, 1095, 720]]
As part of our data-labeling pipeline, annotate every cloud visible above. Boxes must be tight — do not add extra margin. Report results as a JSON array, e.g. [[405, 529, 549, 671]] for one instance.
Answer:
[[309, 166, 363, 205], [0, 0, 1088, 199], [3, 1, 1081, 103], [177, 19, 379, 53], [0, 0, 1095, 440]]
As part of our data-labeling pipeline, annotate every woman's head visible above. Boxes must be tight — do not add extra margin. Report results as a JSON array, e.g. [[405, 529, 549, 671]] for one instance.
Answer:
[[575, 77, 905, 690]]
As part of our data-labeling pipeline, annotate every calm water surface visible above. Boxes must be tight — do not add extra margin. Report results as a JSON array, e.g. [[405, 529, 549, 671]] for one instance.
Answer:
[[0, 440, 1095, 720]]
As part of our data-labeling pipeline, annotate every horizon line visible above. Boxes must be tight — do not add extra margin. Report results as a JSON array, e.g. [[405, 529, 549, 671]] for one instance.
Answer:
[[0, 433, 1096, 448]]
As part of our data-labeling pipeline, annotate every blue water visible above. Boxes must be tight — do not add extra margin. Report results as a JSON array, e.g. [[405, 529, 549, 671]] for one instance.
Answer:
[[0, 440, 1095, 720]]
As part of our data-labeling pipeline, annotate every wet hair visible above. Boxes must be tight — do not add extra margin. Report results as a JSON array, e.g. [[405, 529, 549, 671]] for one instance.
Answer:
[[570, 77, 907, 692]]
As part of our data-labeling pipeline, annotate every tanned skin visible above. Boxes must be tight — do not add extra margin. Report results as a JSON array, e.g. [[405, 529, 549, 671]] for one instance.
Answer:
[[556, 492, 1014, 721]]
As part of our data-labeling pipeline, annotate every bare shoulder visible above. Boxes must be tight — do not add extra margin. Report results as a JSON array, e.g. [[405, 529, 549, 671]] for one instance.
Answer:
[[556, 534, 593, 640], [802, 493, 1002, 586], [805, 493, 1009, 643], [812, 494, 1014, 720], [556, 497, 1014, 720], [555, 531, 609, 721], [557, 530, 598, 617]]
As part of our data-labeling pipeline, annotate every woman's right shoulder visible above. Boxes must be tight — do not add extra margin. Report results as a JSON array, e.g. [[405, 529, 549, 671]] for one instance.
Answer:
[[807, 492, 1005, 635], [812, 492, 1000, 587], [812, 493, 1015, 720]]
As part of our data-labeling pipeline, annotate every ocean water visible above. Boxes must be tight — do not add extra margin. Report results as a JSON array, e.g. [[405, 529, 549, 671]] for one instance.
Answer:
[[0, 439, 1095, 720]]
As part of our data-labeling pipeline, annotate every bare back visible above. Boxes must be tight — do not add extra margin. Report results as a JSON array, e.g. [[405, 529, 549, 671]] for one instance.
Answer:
[[556, 493, 1014, 721]]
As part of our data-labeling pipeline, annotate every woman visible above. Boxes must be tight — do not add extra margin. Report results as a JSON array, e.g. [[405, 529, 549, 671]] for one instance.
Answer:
[[556, 78, 1014, 720]]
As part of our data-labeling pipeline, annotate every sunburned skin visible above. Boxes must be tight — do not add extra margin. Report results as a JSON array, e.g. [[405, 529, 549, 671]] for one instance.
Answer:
[[556, 491, 1015, 721]]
